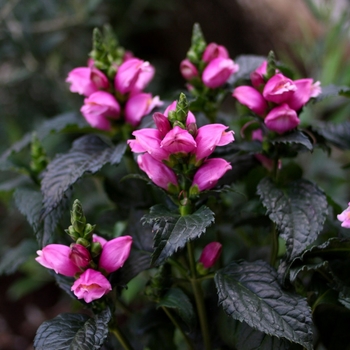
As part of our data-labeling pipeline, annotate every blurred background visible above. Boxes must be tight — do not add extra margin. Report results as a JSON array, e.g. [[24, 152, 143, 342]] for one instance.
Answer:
[[0, 0, 350, 348]]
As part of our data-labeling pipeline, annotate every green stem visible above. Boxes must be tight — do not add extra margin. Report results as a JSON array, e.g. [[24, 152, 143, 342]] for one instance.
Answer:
[[187, 241, 211, 350], [109, 324, 134, 350], [161, 306, 194, 350]]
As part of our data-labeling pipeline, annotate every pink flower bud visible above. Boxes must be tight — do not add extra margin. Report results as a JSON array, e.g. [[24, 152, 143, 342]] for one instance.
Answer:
[[199, 242, 222, 268], [137, 153, 178, 191], [202, 43, 229, 63], [114, 58, 155, 95], [202, 57, 239, 89], [80, 91, 120, 131], [264, 104, 300, 134], [337, 203, 350, 228], [194, 124, 234, 161], [153, 112, 171, 138], [35, 244, 81, 277], [250, 61, 267, 89], [192, 158, 232, 191], [125, 93, 163, 127], [93, 234, 107, 248], [71, 268, 112, 303], [128, 129, 170, 161], [232, 86, 267, 116], [263, 73, 297, 104], [180, 59, 198, 80], [287, 79, 321, 111], [69, 244, 91, 268], [98, 236, 133, 274], [251, 129, 264, 142], [163, 101, 197, 125], [160, 126, 197, 154], [66, 67, 109, 97]]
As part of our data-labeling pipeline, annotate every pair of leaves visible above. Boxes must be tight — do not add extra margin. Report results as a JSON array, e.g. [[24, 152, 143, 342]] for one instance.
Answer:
[[142, 205, 215, 266], [215, 260, 313, 349], [34, 308, 111, 350], [41, 134, 126, 217]]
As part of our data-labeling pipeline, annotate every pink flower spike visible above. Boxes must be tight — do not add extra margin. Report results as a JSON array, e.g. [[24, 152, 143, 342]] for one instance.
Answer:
[[337, 203, 350, 228], [35, 244, 81, 277], [263, 73, 297, 104], [192, 158, 232, 191], [180, 59, 199, 80], [98, 236, 133, 274], [264, 104, 300, 134], [69, 244, 91, 269], [160, 126, 197, 154], [202, 43, 229, 63], [93, 234, 107, 248], [125, 93, 163, 127], [80, 91, 120, 131], [195, 124, 234, 161], [71, 269, 112, 303], [66, 67, 99, 97], [199, 242, 222, 268], [153, 112, 171, 138], [137, 153, 178, 191], [202, 57, 239, 89], [250, 61, 268, 89], [232, 86, 267, 116]]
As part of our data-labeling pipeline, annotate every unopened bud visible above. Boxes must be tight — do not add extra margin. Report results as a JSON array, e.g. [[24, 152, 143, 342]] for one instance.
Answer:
[[69, 243, 91, 268], [76, 237, 90, 248], [90, 242, 102, 258], [83, 224, 96, 240], [198, 242, 222, 270], [66, 225, 80, 241], [71, 200, 86, 234]]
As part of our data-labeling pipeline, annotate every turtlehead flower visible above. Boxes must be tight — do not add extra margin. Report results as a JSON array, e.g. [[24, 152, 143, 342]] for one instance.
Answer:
[[232, 86, 267, 116], [180, 59, 199, 80], [263, 73, 297, 104], [80, 91, 120, 131], [160, 126, 197, 154], [199, 242, 222, 268], [250, 61, 268, 89], [202, 43, 229, 63], [202, 57, 239, 89], [69, 244, 91, 269], [36, 244, 81, 277], [71, 269, 112, 303], [337, 203, 350, 228], [264, 104, 299, 134]]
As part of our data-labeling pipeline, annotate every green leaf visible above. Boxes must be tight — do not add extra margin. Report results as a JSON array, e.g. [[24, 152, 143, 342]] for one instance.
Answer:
[[314, 84, 349, 102], [257, 178, 328, 261], [41, 135, 126, 217], [313, 121, 350, 149], [215, 260, 313, 349], [271, 131, 313, 151], [158, 287, 196, 329], [0, 239, 37, 275], [142, 205, 215, 266], [34, 309, 111, 350]]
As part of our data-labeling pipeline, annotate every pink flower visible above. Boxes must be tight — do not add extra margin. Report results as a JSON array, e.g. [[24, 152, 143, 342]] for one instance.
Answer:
[[160, 126, 197, 154], [264, 104, 300, 134], [80, 91, 120, 131], [137, 153, 178, 191], [69, 244, 91, 269], [180, 59, 198, 80], [337, 203, 350, 228], [250, 61, 267, 89], [192, 158, 232, 191], [35, 244, 81, 277], [232, 86, 267, 116], [114, 58, 155, 95], [71, 269, 112, 303], [194, 124, 234, 161], [153, 112, 171, 138], [66, 67, 109, 97], [263, 73, 297, 104], [202, 43, 229, 63], [287, 79, 321, 111], [199, 242, 222, 268], [93, 234, 107, 248], [128, 128, 170, 161], [125, 93, 163, 127], [202, 57, 239, 89], [98, 236, 133, 274], [252, 129, 264, 142]]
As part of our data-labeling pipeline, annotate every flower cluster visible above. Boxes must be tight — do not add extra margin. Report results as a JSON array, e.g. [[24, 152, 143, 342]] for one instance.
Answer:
[[35, 201, 132, 303], [180, 42, 239, 90], [66, 38, 162, 131], [233, 60, 321, 134], [127, 94, 234, 209]]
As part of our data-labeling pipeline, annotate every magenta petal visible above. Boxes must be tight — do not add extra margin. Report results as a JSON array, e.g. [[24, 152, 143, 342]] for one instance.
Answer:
[[160, 126, 197, 154], [199, 242, 222, 268], [286, 78, 313, 111], [180, 59, 198, 80], [264, 104, 300, 134], [66, 67, 99, 97], [233, 86, 267, 116], [263, 73, 297, 104], [153, 112, 171, 138], [337, 203, 350, 229], [250, 61, 267, 89], [98, 236, 133, 274], [202, 43, 229, 63], [93, 234, 108, 248]]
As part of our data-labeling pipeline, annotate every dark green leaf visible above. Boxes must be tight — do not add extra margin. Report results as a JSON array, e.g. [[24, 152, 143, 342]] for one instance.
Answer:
[[271, 131, 313, 151], [41, 135, 126, 217], [314, 84, 349, 102], [313, 121, 350, 149], [158, 287, 196, 328], [49, 271, 76, 299], [229, 55, 266, 85], [0, 239, 37, 275], [215, 260, 313, 349], [34, 309, 111, 350], [257, 178, 328, 261], [142, 205, 215, 266]]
